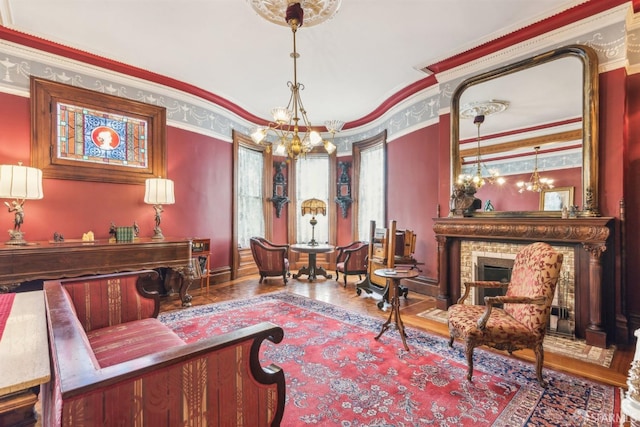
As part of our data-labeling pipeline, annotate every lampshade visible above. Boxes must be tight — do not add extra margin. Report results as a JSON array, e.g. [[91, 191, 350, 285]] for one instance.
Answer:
[[0, 164, 43, 200], [301, 198, 326, 216], [144, 178, 175, 205]]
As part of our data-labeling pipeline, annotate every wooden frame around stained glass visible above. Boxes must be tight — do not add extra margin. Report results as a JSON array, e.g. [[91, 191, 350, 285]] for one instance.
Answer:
[[30, 77, 167, 184]]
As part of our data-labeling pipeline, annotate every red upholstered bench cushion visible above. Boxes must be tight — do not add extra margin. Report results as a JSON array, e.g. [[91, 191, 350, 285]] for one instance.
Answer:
[[87, 318, 185, 368]]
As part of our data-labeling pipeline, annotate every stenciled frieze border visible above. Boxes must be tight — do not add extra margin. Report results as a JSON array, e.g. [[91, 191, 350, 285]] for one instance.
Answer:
[[0, 3, 633, 156]]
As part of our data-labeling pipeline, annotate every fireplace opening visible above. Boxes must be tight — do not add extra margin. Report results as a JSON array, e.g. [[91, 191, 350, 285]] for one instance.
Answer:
[[474, 257, 513, 307]]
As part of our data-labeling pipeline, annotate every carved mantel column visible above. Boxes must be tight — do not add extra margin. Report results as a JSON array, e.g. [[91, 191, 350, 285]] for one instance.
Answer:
[[433, 216, 617, 347], [435, 235, 451, 310], [583, 242, 608, 347]]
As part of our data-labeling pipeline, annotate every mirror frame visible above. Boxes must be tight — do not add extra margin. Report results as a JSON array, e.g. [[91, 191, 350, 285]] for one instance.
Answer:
[[451, 44, 599, 217]]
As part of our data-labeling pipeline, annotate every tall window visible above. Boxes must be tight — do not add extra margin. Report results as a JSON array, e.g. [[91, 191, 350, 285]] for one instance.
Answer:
[[353, 131, 387, 241], [295, 155, 329, 244], [237, 145, 266, 248]]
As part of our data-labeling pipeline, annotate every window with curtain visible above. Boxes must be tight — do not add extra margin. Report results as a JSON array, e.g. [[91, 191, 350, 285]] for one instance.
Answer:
[[295, 155, 329, 244], [237, 145, 265, 249], [353, 131, 386, 242]]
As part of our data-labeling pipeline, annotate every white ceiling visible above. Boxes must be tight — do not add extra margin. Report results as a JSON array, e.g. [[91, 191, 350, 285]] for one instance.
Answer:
[[0, 0, 587, 127]]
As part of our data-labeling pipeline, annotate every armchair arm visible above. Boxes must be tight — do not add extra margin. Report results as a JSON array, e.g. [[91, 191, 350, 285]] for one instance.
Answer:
[[477, 295, 547, 329], [457, 280, 509, 304], [336, 241, 365, 263]]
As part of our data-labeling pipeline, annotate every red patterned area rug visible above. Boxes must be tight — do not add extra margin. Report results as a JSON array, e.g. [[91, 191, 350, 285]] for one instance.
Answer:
[[159, 292, 623, 426]]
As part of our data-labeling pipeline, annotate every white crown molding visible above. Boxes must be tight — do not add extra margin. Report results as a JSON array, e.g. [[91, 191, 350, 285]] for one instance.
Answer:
[[438, 3, 631, 85]]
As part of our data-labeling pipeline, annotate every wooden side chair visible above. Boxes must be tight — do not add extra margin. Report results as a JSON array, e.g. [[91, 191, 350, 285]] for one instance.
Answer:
[[249, 237, 290, 285], [447, 242, 564, 387], [335, 241, 368, 287]]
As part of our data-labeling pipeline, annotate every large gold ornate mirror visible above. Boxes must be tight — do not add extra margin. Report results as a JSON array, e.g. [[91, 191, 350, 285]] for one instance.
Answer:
[[451, 45, 599, 217]]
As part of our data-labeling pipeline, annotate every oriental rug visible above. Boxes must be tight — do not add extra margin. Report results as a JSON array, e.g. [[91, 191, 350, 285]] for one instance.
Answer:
[[159, 292, 623, 426], [416, 307, 616, 368]]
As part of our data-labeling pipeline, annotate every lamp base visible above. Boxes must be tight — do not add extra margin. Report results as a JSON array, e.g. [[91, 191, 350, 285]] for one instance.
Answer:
[[152, 227, 165, 240], [307, 239, 319, 246], [6, 230, 27, 245]]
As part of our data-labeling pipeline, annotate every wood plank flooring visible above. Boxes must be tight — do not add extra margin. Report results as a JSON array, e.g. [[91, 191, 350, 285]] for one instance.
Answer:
[[161, 274, 633, 389]]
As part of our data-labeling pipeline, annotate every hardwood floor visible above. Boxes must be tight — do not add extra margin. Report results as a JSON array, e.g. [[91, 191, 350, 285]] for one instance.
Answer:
[[161, 274, 633, 389]]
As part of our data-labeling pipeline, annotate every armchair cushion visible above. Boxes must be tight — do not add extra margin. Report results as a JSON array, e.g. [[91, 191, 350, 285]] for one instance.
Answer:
[[87, 318, 186, 368], [447, 305, 539, 348]]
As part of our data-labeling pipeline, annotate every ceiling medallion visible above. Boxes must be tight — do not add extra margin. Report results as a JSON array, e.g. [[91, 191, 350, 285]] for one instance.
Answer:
[[460, 100, 509, 119], [247, 0, 342, 27]]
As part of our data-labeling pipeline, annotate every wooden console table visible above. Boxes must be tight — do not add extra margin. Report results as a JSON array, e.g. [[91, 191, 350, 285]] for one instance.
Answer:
[[0, 238, 194, 306], [0, 291, 49, 426]]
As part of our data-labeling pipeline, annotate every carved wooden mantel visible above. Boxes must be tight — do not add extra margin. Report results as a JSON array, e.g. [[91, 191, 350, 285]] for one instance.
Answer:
[[433, 216, 619, 347]]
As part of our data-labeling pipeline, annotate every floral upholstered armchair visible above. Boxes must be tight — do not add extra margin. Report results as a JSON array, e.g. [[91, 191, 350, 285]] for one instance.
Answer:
[[335, 241, 368, 287], [250, 237, 290, 284], [447, 242, 563, 387]]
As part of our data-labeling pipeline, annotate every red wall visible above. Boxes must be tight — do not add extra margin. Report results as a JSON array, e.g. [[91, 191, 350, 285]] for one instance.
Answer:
[[387, 125, 440, 278], [0, 92, 232, 270]]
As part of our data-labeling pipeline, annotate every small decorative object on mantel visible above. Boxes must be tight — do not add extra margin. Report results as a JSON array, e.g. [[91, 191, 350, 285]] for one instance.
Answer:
[[53, 232, 65, 242], [335, 161, 353, 218], [449, 181, 481, 217], [569, 205, 578, 219], [484, 199, 494, 212], [81, 231, 94, 241], [270, 162, 289, 218]]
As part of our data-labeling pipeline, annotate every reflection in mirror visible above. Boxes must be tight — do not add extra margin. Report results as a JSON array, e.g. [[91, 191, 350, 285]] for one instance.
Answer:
[[451, 45, 599, 217]]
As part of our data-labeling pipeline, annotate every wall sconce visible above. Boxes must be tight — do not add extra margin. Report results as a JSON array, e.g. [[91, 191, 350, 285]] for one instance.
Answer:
[[270, 162, 289, 218], [300, 198, 326, 246], [144, 177, 175, 240], [335, 161, 352, 218], [0, 162, 43, 245]]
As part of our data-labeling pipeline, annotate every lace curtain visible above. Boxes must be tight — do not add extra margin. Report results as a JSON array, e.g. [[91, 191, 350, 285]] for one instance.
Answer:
[[296, 155, 329, 244], [357, 144, 385, 241], [237, 146, 265, 249]]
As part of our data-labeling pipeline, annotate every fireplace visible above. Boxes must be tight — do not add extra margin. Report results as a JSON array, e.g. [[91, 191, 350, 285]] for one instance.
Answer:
[[433, 216, 619, 347]]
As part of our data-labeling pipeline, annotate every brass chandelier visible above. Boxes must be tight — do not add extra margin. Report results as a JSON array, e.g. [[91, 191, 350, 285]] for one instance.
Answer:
[[517, 146, 554, 192], [467, 114, 505, 189], [250, 2, 340, 159], [458, 99, 509, 189]]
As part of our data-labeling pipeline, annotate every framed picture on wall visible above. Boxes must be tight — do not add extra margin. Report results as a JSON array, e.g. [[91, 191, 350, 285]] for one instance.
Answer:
[[540, 186, 574, 211], [30, 77, 167, 184]]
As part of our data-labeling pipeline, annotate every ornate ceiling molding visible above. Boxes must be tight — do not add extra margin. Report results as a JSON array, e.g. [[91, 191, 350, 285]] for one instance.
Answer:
[[246, 0, 341, 27]]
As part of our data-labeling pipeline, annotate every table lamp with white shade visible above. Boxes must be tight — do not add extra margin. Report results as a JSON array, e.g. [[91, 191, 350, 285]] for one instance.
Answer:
[[0, 162, 43, 245], [144, 177, 175, 240]]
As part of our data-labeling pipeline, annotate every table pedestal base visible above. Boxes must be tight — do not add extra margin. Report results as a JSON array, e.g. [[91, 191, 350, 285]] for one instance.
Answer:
[[293, 253, 333, 282], [375, 293, 409, 351]]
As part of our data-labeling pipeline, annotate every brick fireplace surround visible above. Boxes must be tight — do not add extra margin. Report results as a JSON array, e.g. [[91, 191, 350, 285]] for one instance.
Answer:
[[433, 216, 621, 348]]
